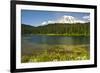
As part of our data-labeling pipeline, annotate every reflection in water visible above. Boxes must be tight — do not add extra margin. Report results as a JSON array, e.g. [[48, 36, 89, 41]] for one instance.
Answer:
[[22, 35, 89, 45], [21, 35, 90, 56]]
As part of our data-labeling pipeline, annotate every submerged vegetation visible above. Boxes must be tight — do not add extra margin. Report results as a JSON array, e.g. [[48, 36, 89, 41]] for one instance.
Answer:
[[21, 45, 90, 63]]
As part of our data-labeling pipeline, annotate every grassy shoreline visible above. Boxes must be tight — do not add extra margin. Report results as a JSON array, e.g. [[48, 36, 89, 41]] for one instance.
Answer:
[[22, 34, 90, 37], [21, 44, 90, 63]]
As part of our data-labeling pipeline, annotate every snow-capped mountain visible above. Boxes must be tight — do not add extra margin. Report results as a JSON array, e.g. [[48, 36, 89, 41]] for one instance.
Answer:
[[41, 15, 88, 25], [58, 15, 86, 23]]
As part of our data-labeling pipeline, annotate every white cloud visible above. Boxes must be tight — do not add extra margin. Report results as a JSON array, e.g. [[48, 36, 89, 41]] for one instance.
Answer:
[[47, 20, 55, 24], [63, 15, 75, 19], [41, 21, 55, 26], [75, 20, 86, 23], [41, 21, 47, 25], [83, 16, 90, 20]]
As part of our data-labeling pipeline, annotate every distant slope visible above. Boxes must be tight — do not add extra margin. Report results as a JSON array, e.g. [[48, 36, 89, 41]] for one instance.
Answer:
[[21, 24, 35, 34], [21, 23, 90, 36]]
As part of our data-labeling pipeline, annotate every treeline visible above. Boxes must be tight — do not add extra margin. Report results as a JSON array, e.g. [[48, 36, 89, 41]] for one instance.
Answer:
[[21, 23, 90, 36]]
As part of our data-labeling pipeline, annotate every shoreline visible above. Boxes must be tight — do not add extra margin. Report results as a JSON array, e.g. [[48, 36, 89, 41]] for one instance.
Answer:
[[22, 34, 90, 37], [21, 44, 90, 63]]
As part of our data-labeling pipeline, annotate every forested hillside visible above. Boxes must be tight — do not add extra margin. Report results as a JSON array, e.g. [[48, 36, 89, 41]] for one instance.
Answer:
[[21, 23, 90, 36]]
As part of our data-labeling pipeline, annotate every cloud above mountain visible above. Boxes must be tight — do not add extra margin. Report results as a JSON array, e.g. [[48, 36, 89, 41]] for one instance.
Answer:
[[41, 21, 55, 26], [41, 21, 47, 25], [83, 16, 90, 20]]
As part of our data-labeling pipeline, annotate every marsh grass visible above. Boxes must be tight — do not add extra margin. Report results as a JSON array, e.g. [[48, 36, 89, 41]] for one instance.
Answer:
[[21, 45, 90, 63]]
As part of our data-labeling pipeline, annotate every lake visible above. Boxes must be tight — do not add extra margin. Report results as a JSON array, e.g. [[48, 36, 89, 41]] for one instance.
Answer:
[[22, 35, 89, 45], [21, 35, 90, 62]]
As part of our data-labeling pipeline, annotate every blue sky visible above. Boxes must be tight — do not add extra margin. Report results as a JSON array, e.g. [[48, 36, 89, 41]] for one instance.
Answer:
[[21, 10, 90, 26]]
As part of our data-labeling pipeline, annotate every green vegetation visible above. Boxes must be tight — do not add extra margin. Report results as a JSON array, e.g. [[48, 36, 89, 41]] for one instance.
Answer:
[[21, 23, 90, 36], [21, 23, 90, 63], [21, 45, 90, 63]]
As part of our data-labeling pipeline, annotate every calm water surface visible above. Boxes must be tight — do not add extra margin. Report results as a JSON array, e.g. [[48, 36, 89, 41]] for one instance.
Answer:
[[21, 35, 90, 56]]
